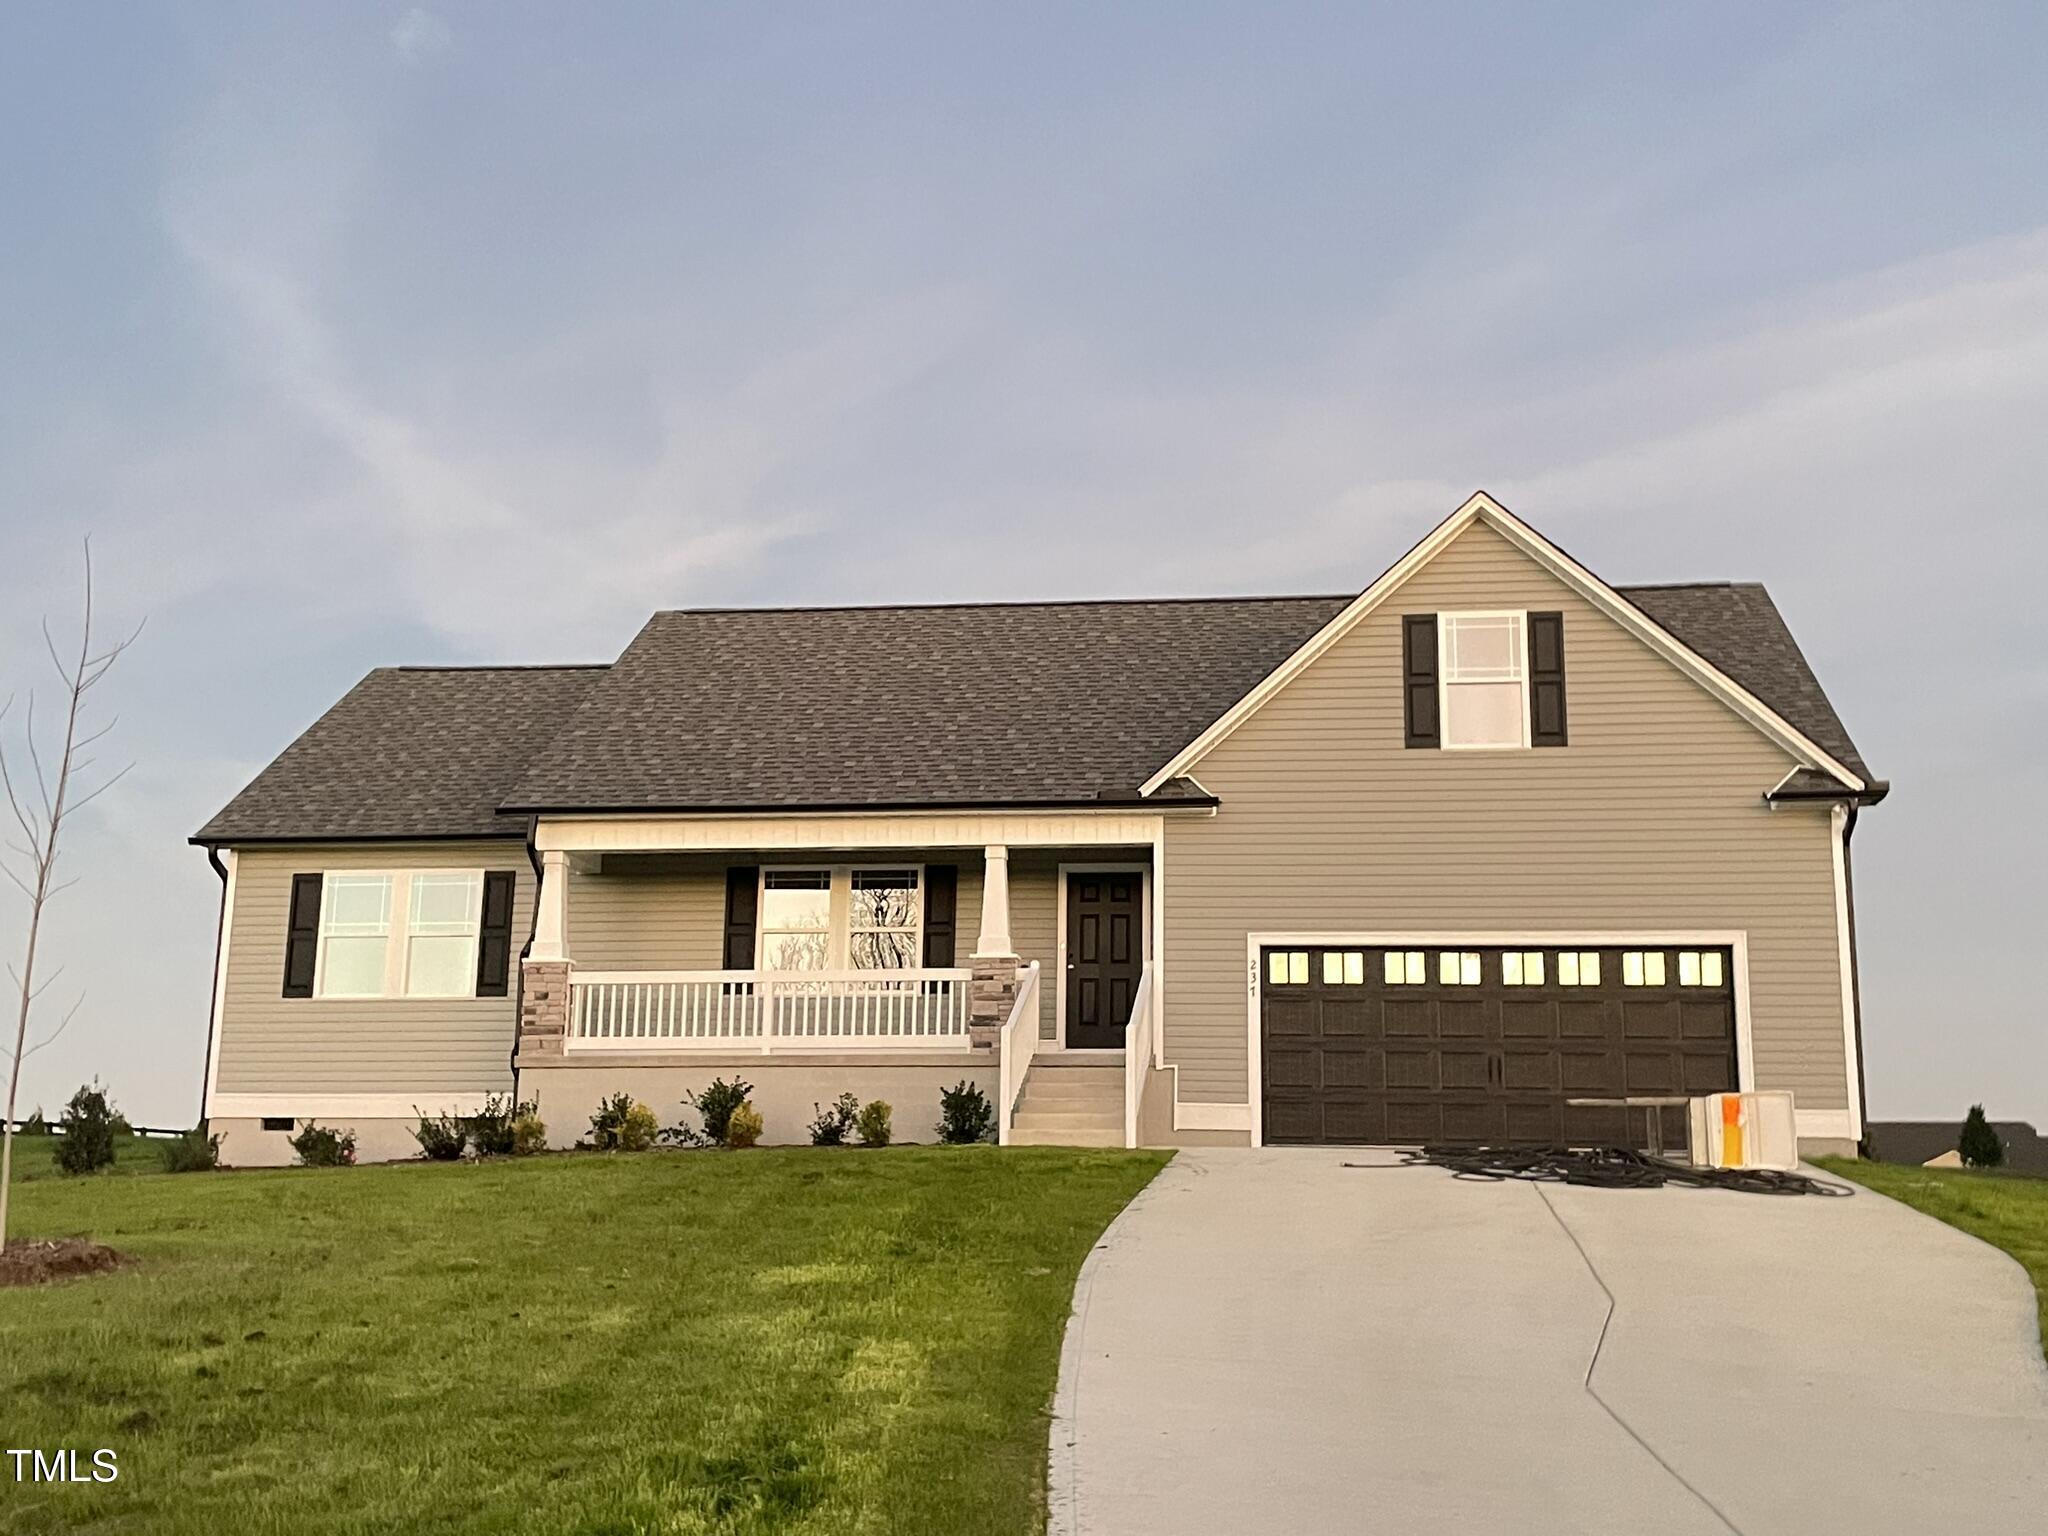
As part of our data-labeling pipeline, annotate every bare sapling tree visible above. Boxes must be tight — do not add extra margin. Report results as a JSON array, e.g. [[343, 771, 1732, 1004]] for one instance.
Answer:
[[0, 541, 138, 1252]]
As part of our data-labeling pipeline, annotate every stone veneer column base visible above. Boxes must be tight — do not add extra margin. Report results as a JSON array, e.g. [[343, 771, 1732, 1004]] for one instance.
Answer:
[[519, 959, 573, 1059], [968, 955, 1020, 1051]]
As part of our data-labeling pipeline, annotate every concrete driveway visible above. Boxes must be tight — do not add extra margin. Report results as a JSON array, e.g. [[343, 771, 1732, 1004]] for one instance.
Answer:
[[1050, 1149, 2048, 1536]]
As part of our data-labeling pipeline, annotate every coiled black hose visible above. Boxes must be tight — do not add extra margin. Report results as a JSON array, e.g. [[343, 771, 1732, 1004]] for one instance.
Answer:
[[1385, 1144, 1853, 1197]]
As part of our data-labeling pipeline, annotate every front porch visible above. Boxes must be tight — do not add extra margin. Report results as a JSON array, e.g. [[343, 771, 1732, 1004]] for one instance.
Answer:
[[512, 812, 1170, 1147]]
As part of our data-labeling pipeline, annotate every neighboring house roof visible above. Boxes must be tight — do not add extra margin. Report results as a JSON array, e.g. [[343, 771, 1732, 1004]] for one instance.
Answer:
[[1868, 1121, 2048, 1176], [193, 665, 606, 843], [196, 501, 1879, 837]]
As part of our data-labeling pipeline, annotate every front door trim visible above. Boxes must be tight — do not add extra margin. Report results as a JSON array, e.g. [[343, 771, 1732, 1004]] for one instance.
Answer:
[[1056, 862, 1151, 1052], [1243, 930, 1754, 1147]]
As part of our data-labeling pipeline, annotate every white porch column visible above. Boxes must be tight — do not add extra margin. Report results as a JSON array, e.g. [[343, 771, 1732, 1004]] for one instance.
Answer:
[[976, 843, 1015, 957], [530, 849, 570, 962], [969, 844, 1020, 1049], [520, 851, 574, 1059]]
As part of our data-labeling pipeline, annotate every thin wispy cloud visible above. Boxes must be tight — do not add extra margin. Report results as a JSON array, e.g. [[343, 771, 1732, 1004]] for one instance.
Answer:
[[390, 9, 451, 67]]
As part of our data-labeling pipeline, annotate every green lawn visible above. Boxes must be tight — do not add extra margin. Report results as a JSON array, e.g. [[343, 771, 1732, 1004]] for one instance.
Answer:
[[0, 1145, 1167, 1535], [1819, 1157, 2048, 1354], [4, 1129, 155, 1183]]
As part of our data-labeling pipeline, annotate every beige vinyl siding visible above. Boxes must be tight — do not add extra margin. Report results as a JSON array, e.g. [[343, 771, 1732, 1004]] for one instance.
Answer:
[[1009, 851, 1062, 1040], [216, 842, 531, 1097], [1163, 519, 1850, 1110], [570, 853, 1057, 1037]]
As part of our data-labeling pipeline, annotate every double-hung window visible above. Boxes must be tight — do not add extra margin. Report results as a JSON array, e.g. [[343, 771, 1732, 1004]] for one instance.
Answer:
[[760, 871, 833, 972], [1439, 612, 1529, 750], [757, 867, 925, 971], [405, 873, 484, 997], [849, 870, 921, 969], [315, 871, 483, 999], [318, 874, 394, 997]]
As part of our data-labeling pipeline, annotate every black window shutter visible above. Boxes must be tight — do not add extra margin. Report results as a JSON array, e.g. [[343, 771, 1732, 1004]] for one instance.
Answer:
[[723, 866, 760, 971], [922, 865, 958, 968], [474, 871, 517, 997], [282, 873, 322, 998], [1528, 611, 1568, 747], [1402, 614, 1440, 748]]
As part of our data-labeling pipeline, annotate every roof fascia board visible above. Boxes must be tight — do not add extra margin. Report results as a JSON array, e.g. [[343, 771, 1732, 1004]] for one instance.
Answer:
[[1141, 491, 1863, 794]]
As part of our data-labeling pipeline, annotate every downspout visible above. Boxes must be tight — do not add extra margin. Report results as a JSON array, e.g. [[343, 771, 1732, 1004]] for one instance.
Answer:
[[1844, 804, 1871, 1156], [199, 845, 229, 1127], [510, 816, 544, 1103]]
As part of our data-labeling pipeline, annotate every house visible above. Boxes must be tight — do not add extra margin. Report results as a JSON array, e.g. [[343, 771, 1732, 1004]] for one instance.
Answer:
[[1868, 1121, 2048, 1175], [191, 492, 1885, 1165]]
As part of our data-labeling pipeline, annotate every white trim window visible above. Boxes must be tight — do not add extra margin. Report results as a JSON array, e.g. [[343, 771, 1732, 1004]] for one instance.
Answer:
[[849, 869, 921, 969], [315, 870, 482, 1000], [1439, 611, 1529, 750], [759, 870, 832, 971], [756, 866, 926, 971], [404, 872, 483, 997], [1502, 950, 1546, 986], [317, 874, 394, 998]]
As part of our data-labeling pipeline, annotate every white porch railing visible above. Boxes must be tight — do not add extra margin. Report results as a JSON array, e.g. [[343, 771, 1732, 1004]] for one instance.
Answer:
[[568, 969, 973, 1050], [1124, 963, 1157, 1149], [996, 962, 1043, 1147]]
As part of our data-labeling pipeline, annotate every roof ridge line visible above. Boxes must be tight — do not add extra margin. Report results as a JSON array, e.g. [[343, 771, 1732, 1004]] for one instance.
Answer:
[[648, 593, 1359, 618]]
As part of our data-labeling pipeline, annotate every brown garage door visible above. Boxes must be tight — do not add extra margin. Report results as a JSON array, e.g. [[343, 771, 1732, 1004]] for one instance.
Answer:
[[1260, 944, 1738, 1146]]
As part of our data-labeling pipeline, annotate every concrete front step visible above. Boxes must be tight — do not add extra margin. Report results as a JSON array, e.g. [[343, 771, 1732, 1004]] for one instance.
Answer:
[[1013, 1107, 1123, 1130], [1007, 1125, 1125, 1148]]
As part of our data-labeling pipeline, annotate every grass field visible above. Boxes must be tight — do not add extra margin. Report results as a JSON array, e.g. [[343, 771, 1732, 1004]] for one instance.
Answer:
[[0, 1144, 1167, 1535], [1819, 1157, 2048, 1354]]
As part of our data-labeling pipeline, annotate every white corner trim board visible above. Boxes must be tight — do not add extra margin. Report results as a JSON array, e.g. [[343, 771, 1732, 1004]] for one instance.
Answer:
[[1830, 803, 1866, 1144], [1240, 929, 1757, 1149], [1141, 491, 1865, 796], [200, 849, 238, 1119]]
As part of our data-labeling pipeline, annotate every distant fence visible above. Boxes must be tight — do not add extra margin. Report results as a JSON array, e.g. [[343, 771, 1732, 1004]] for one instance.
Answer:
[[4, 1120, 189, 1138]]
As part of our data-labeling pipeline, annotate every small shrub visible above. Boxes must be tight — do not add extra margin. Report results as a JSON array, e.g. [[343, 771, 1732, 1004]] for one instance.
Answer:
[[290, 1123, 357, 1168], [463, 1094, 528, 1157], [510, 1110, 549, 1156], [588, 1093, 659, 1152], [855, 1099, 892, 1148], [412, 1108, 468, 1161], [808, 1093, 860, 1147], [935, 1080, 995, 1145], [20, 1108, 48, 1136], [587, 1092, 632, 1149], [691, 1077, 755, 1147], [1959, 1104, 2004, 1169], [56, 1082, 121, 1175], [159, 1122, 223, 1173], [726, 1102, 764, 1149]]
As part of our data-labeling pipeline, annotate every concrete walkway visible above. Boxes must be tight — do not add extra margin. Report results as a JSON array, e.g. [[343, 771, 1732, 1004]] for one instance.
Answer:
[[1050, 1149, 2048, 1536]]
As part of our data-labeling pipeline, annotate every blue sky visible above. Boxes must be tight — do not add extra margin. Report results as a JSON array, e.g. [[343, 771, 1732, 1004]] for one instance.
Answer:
[[1, 3, 2043, 1127]]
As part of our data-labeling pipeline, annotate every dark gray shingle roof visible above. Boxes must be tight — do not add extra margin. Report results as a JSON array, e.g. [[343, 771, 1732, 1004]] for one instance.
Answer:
[[198, 579, 1877, 840], [503, 597, 1351, 812], [1621, 582, 1873, 783], [194, 666, 605, 843]]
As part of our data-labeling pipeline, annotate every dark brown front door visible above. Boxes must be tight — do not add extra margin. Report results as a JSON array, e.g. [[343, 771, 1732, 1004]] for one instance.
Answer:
[[1065, 873, 1142, 1049], [1260, 944, 1738, 1146]]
